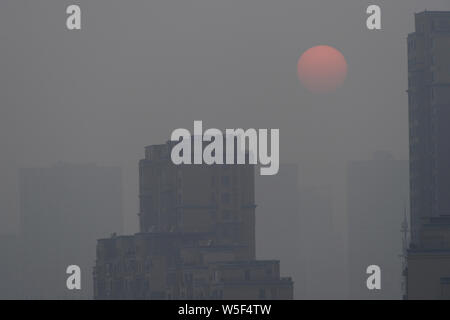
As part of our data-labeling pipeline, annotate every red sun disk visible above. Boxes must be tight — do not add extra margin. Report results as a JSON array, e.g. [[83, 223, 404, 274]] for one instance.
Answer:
[[297, 45, 348, 93]]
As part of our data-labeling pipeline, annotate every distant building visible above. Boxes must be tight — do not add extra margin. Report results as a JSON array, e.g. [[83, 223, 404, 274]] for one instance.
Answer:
[[299, 185, 345, 299], [347, 151, 408, 299], [94, 143, 293, 300], [0, 235, 23, 299], [406, 11, 450, 300], [255, 164, 302, 298], [19, 163, 123, 299]]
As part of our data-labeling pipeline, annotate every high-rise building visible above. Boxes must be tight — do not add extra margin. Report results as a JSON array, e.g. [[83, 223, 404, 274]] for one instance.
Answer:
[[257, 168, 347, 299], [299, 185, 346, 299], [347, 152, 408, 299], [19, 163, 123, 299], [94, 143, 293, 300], [407, 11, 450, 245], [406, 11, 450, 299], [255, 164, 302, 298], [138, 143, 256, 260]]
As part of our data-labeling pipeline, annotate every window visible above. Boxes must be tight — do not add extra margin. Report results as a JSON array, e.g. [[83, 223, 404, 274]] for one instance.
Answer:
[[184, 273, 193, 283], [222, 210, 231, 220], [222, 227, 230, 238], [222, 193, 231, 204], [258, 288, 266, 299], [271, 288, 277, 299], [221, 176, 230, 187]]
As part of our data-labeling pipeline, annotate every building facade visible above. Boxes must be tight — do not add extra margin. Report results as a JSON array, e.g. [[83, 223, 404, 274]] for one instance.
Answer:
[[347, 152, 408, 299], [406, 11, 450, 299], [94, 143, 293, 300], [138, 143, 256, 260], [407, 11, 450, 245], [407, 217, 450, 299], [255, 164, 302, 298], [299, 185, 345, 299], [19, 163, 123, 299]]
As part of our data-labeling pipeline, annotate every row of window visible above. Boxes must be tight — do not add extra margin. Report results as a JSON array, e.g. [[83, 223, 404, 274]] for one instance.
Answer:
[[211, 175, 236, 187]]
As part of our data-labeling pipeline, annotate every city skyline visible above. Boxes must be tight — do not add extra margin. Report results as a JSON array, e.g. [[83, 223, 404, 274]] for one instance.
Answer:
[[0, 2, 449, 301]]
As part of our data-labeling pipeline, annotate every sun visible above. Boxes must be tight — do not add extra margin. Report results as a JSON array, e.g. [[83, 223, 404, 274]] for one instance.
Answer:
[[297, 45, 348, 94]]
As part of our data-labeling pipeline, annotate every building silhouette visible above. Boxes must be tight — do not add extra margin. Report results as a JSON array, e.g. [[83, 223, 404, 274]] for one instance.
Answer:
[[256, 172, 347, 299], [93, 143, 293, 299], [407, 11, 450, 245], [0, 235, 23, 299], [18, 163, 123, 299], [255, 164, 302, 299], [406, 11, 450, 299], [298, 185, 346, 299], [347, 151, 408, 299]]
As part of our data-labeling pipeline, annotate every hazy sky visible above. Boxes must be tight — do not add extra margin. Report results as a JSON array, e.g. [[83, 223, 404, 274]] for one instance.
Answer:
[[1, 0, 449, 234]]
